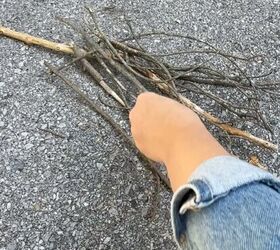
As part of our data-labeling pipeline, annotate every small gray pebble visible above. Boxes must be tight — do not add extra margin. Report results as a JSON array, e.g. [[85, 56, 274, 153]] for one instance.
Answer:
[[108, 207, 118, 216], [103, 237, 111, 244], [49, 243, 55, 250], [25, 143, 34, 150], [6, 242, 17, 250], [125, 184, 132, 195], [18, 61, 24, 68], [96, 163, 103, 170], [14, 68, 21, 74], [58, 123, 66, 128], [7, 203, 11, 210], [141, 207, 150, 218]]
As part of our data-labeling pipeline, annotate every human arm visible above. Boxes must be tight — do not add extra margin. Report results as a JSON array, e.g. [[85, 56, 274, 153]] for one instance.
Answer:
[[129, 92, 280, 249], [129, 92, 229, 192]]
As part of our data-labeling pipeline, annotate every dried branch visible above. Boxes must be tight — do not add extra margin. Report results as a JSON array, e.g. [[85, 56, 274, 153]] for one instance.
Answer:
[[45, 62, 171, 189], [146, 71, 277, 151], [1, 23, 277, 164], [110, 39, 177, 87], [0, 26, 74, 54], [57, 16, 147, 93], [73, 46, 126, 107], [91, 51, 130, 107], [57, 50, 94, 70], [178, 82, 256, 120], [85, 8, 177, 89], [120, 31, 259, 61]]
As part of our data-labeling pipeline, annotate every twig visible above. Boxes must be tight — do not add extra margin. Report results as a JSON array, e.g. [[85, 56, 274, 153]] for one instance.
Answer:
[[73, 46, 126, 106], [146, 71, 278, 151], [45, 62, 171, 190], [121, 31, 258, 61], [86, 8, 177, 89], [170, 65, 245, 87], [58, 50, 95, 71], [178, 82, 256, 120], [249, 155, 268, 170], [92, 52, 130, 108], [94, 56, 127, 91], [124, 16, 146, 52], [178, 75, 241, 87], [152, 49, 254, 59], [97, 93, 129, 111], [38, 128, 66, 139], [0, 26, 74, 54], [57, 16, 147, 93], [110, 39, 177, 87]]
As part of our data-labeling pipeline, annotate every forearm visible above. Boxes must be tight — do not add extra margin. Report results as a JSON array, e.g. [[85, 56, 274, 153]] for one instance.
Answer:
[[171, 156, 280, 249]]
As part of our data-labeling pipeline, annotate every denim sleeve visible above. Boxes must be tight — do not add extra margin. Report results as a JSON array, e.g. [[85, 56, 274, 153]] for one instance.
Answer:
[[171, 156, 280, 250]]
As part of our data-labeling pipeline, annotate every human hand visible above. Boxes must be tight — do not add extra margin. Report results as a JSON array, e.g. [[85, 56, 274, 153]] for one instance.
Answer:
[[129, 92, 201, 163], [129, 92, 228, 191]]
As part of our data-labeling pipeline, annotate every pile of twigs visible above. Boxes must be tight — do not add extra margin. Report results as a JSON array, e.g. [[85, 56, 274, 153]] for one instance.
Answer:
[[1, 8, 279, 192]]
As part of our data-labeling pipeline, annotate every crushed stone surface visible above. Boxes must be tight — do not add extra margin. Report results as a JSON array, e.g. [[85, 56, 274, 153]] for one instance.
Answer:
[[0, 0, 279, 249]]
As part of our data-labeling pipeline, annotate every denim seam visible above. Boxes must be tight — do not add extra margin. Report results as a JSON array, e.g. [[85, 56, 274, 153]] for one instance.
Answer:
[[172, 179, 280, 249]]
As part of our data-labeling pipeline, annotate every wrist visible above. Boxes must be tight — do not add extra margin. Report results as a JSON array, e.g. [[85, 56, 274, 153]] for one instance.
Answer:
[[163, 124, 229, 192]]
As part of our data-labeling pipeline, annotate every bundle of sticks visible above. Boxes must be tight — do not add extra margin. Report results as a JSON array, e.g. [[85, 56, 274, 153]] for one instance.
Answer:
[[1, 8, 278, 191]]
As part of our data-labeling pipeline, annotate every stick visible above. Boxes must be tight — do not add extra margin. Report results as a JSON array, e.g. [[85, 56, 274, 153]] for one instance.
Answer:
[[1, 25, 277, 151], [94, 55, 130, 108], [147, 71, 278, 151], [86, 8, 165, 88], [73, 46, 126, 106], [45, 62, 171, 189], [57, 50, 94, 70], [0, 26, 74, 54], [38, 128, 66, 139], [94, 55, 127, 91], [57, 16, 147, 93]]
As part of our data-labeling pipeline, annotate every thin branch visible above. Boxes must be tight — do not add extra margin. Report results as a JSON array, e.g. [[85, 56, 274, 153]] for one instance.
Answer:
[[85, 8, 177, 89], [58, 50, 95, 71], [0, 26, 74, 54], [38, 127, 66, 139], [152, 49, 253, 60], [124, 16, 146, 52], [1, 24, 277, 157], [120, 31, 258, 61], [178, 82, 256, 120], [57, 16, 147, 93], [93, 55, 130, 108], [45, 62, 171, 189], [73, 46, 126, 107], [110, 39, 177, 87], [176, 74, 243, 88], [87, 9, 171, 87], [146, 71, 278, 151], [169, 65, 244, 85]]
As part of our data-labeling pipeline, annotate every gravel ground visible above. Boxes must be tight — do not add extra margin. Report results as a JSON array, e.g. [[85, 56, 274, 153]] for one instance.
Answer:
[[1, 0, 280, 249]]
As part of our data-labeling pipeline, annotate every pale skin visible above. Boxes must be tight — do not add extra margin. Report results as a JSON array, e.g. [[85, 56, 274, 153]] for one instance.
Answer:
[[129, 92, 229, 192]]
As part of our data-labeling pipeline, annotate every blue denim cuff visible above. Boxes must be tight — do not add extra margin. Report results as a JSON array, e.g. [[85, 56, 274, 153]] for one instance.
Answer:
[[171, 156, 280, 248]]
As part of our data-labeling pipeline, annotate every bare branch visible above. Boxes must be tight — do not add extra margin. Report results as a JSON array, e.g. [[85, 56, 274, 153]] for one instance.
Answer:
[[73, 46, 126, 107], [0, 26, 74, 54], [147, 71, 277, 151], [45, 62, 171, 189]]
